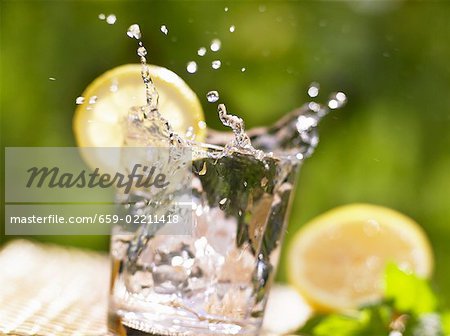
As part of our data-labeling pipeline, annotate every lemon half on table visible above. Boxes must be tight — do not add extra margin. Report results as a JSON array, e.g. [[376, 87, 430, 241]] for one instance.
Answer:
[[73, 64, 206, 171], [287, 204, 433, 312]]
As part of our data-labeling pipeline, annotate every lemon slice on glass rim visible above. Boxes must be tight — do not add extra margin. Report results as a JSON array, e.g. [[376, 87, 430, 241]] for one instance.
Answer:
[[287, 204, 434, 312], [73, 64, 206, 172]]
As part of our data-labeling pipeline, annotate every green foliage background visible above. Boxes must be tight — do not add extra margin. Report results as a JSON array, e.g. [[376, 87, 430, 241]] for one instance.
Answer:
[[1, 1, 449, 303]]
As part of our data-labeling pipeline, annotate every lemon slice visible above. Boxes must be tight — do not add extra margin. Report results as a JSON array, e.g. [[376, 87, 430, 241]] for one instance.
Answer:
[[287, 204, 433, 312], [73, 64, 205, 171], [262, 284, 312, 335], [74, 63, 205, 146]]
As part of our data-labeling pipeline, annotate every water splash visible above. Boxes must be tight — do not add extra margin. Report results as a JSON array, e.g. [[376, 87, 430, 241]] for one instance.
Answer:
[[212, 60, 221, 70], [229, 25, 235, 33], [307, 82, 320, 98], [160, 25, 169, 35], [127, 24, 158, 112], [328, 92, 347, 109], [98, 13, 106, 20], [206, 91, 220, 103], [106, 14, 117, 25], [241, 67, 246, 72], [218, 104, 252, 150], [75, 96, 85, 105], [197, 47, 207, 56], [210, 39, 221, 52], [127, 24, 141, 39], [187, 61, 198, 74]]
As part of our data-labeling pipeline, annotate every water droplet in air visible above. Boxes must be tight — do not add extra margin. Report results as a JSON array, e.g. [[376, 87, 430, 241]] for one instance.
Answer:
[[296, 115, 318, 132], [127, 24, 141, 39], [75, 97, 85, 105], [206, 91, 219, 103], [160, 25, 169, 35], [224, 7, 229, 12], [49, 77, 56, 81], [229, 25, 235, 33], [210, 39, 221, 52], [241, 67, 246, 72], [307, 82, 320, 98], [336, 92, 347, 103], [197, 47, 206, 56], [110, 80, 119, 92], [198, 121, 206, 129], [89, 96, 98, 104], [186, 61, 198, 74], [137, 47, 147, 57], [328, 92, 347, 109], [106, 14, 117, 25], [98, 13, 105, 20], [308, 102, 321, 112], [219, 198, 227, 205], [212, 60, 221, 70]]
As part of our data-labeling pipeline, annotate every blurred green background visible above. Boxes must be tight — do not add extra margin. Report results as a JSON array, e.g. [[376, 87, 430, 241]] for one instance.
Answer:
[[1, 1, 449, 303]]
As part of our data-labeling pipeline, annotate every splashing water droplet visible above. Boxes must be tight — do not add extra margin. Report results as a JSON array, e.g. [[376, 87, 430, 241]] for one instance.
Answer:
[[241, 67, 246, 72], [217, 104, 253, 150], [197, 47, 206, 56], [186, 61, 198, 74], [210, 39, 221, 52], [308, 102, 321, 113], [206, 91, 220, 103], [307, 82, 320, 98], [296, 115, 318, 132], [49, 77, 56, 81], [127, 24, 141, 39], [89, 96, 98, 104], [336, 92, 347, 103], [75, 96, 85, 105], [137, 47, 147, 57], [106, 14, 117, 25], [328, 92, 347, 109], [219, 198, 228, 205], [110, 81, 119, 92], [198, 120, 206, 129], [160, 25, 169, 35], [229, 25, 235, 33], [224, 7, 229, 12], [212, 60, 221, 70], [98, 13, 105, 20]]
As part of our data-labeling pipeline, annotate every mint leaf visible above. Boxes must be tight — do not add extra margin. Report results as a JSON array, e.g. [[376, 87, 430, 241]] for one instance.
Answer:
[[442, 311, 450, 335], [312, 306, 391, 336], [312, 313, 365, 336], [384, 263, 437, 315]]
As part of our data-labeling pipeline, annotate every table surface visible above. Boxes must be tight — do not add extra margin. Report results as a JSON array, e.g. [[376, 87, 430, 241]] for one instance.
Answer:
[[0, 240, 282, 336], [0, 240, 109, 336]]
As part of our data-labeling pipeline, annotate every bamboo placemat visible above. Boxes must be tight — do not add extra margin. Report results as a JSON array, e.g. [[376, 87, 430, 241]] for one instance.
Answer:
[[0, 240, 283, 336], [0, 240, 109, 336]]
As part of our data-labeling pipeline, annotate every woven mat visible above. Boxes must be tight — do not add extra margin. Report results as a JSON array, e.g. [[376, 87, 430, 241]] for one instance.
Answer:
[[0, 240, 283, 336], [0, 240, 109, 336]]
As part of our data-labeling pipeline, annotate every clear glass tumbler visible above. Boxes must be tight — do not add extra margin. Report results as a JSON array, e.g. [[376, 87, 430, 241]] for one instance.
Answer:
[[108, 103, 325, 336]]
